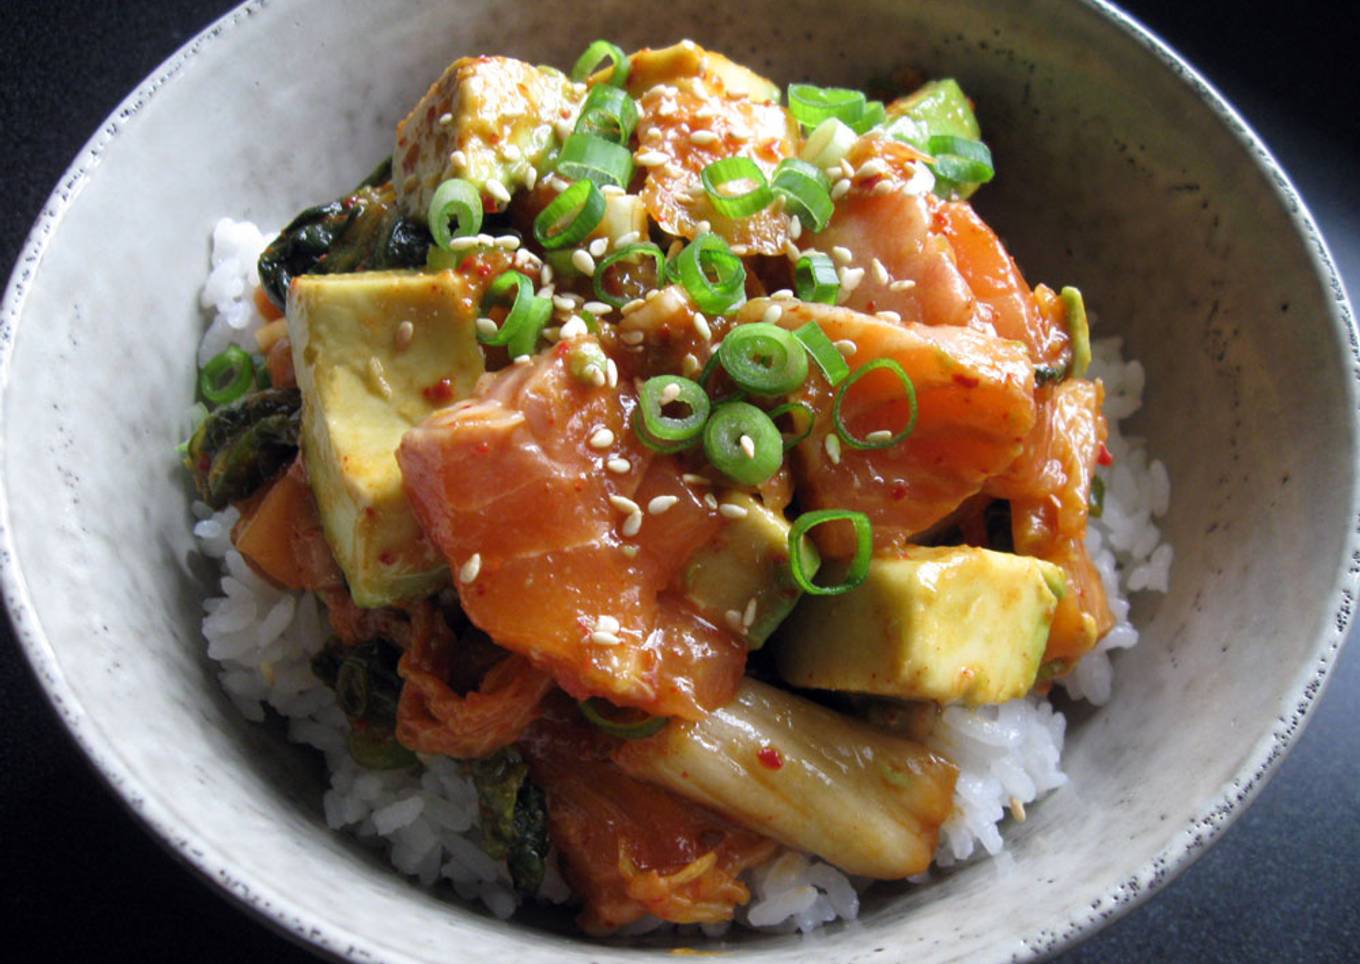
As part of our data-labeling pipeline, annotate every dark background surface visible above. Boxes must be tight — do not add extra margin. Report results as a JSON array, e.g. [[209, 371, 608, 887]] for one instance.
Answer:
[[2, 1, 1356, 960]]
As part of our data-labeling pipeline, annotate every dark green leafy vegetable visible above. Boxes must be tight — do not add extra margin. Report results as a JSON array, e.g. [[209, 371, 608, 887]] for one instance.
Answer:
[[311, 637, 417, 770], [257, 180, 432, 309], [470, 747, 550, 894], [182, 388, 301, 508]]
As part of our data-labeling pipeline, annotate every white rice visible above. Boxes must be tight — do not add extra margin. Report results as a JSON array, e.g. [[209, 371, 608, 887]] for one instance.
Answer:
[[190, 219, 1171, 934]]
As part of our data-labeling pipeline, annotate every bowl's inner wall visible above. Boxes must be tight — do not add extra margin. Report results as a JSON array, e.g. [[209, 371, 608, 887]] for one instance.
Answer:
[[5, 0, 1353, 960]]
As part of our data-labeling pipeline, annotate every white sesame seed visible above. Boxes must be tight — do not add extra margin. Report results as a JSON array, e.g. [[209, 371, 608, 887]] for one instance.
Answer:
[[621, 298, 646, 315], [682, 353, 701, 376], [589, 427, 615, 449], [648, 495, 679, 515], [783, 239, 802, 261], [830, 178, 851, 200], [558, 315, 589, 340], [571, 249, 597, 276], [788, 214, 802, 240], [450, 149, 468, 167], [524, 165, 538, 190], [619, 329, 645, 345], [501, 143, 523, 162], [596, 614, 621, 634], [496, 234, 521, 250], [663, 162, 685, 178], [718, 502, 749, 519], [486, 179, 512, 204], [704, 492, 720, 510], [871, 258, 890, 285], [832, 246, 854, 264], [659, 382, 682, 405], [695, 220, 713, 236], [739, 434, 757, 459], [513, 354, 533, 366], [636, 149, 669, 167], [871, 180, 895, 196], [645, 288, 662, 302], [583, 301, 612, 316], [889, 279, 917, 292], [589, 236, 609, 258], [601, 184, 626, 197], [590, 369, 607, 387], [449, 236, 480, 251], [620, 544, 639, 558], [823, 165, 842, 180], [606, 357, 619, 388], [614, 231, 641, 248], [761, 304, 783, 325], [682, 473, 711, 486], [642, 126, 662, 142], [537, 284, 555, 299], [475, 317, 499, 338], [609, 495, 640, 515], [865, 430, 894, 443], [475, 233, 495, 247], [824, 433, 842, 465], [693, 312, 712, 341], [438, 112, 454, 126], [875, 310, 902, 323], [840, 158, 855, 178], [552, 294, 577, 311], [725, 609, 745, 632], [540, 264, 554, 286], [690, 129, 719, 146], [589, 630, 622, 646], [459, 553, 482, 584], [856, 158, 889, 179], [394, 320, 415, 351], [742, 596, 758, 628], [839, 266, 866, 292], [621, 511, 643, 537], [606, 457, 631, 474], [834, 338, 858, 357], [731, 244, 750, 256], [770, 288, 794, 299]]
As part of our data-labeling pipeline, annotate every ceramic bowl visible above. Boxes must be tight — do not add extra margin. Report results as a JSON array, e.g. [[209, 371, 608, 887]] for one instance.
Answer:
[[3, 0, 1355, 960]]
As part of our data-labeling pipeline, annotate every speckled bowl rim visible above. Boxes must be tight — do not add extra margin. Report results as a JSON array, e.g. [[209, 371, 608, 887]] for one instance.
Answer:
[[1, 1, 1355, 960]]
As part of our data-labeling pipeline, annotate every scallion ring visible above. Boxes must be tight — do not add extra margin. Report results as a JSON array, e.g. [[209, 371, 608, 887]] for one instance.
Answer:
[[199, 346, 256, 407], [787, 509, 873, 596], [427, 178, 483, 250], [787, 83, 866, 128], [533, 179, 606, 250], [771, 158, 834, 233], [925, 135, 995, 185], [703, 401, 783, 486], [794, 252, 841, 306], [700, 157, 773, 219], [594, 242, 666, 308], [848, 99, 886, 135], [570, 40, 630, 87], [636, 375, 710, 448], [672, 233, 747, 316], [792, 319, 850, 386], [768, 401, 815, 451], [556, 132, 635, 188], [479, 271, 552, 358], [578, 698, 668, 739], [717, 322, 808, 396], [576, 83, 639, 145], [833, 358, 919, 450]]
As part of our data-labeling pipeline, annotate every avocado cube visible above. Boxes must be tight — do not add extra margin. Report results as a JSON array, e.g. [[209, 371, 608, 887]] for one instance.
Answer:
[[775, 546, 1063, 705], [287, 270, 485, 607], [680, 493, 813, 649], [393, 56, 584, 220], [884, 78, 986, 199]]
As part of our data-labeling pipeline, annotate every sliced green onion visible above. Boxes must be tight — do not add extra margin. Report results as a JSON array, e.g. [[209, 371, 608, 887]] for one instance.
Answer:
[[795, 252, 840, 305], [787, 509, 873, 596], [427, 178, 483, 250], [849, 100, 886, 135], [578, 698, 668, 739], [787, 84, 867, 128], [576, 83, 639, 145], [556, 132, 634, 188], [793, 320, 850, 386], [533, 179, 606, 250], [479, 271, 552, 358], [672, 233, 747, 316], [771, 158, 834, 233], [833, 358, 918, 450], [925, 135, 995, 185], [571, 40, 630, 87], [768, 401, 815, 451], [200, 346, 256, 407], [594, 242, 666, 308], [700, 157, 773, 219], [717, 322, 808, 396], [703, 401, 783, 486], [636, 375, 710, 448]]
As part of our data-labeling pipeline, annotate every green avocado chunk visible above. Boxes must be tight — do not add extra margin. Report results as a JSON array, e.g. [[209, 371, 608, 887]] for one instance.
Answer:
[[680, 493, 815, 649], [774, 545, 1063, 706], [885, 78, 986, 199], [287, 269, 486, 607]]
